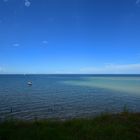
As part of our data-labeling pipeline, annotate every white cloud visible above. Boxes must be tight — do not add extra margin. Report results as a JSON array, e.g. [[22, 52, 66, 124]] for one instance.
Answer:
[[25, 0, 31, 7], [0, 67, 4, 73], [80, 64, 140, 74], [42, 40, 48, 44], [3, 0, 8, 2], [12, 43, 20, 47], [136, 0, 140, 4]]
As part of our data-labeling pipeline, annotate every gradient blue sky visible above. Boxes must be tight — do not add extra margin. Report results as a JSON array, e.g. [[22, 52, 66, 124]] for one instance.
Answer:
[[0, 0, 140, 74]]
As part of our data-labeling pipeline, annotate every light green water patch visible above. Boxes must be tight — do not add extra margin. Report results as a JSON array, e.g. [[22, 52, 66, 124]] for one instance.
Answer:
[[63, 77, 140, 95]]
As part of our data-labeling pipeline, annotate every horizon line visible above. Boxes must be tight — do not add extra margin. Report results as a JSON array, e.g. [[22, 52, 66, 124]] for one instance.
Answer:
[[0, 73, 140, 75]]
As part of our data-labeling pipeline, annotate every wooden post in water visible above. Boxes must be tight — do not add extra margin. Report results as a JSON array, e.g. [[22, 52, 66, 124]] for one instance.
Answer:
[[10, 107, 13, 113]]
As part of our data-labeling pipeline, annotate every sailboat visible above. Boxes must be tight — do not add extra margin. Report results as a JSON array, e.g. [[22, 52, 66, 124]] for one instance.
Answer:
[[27, 81, 32, 86]]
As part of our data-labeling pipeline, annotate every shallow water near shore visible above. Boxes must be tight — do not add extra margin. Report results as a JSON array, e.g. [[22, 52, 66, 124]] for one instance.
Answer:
[[0, 74, 140, 120]]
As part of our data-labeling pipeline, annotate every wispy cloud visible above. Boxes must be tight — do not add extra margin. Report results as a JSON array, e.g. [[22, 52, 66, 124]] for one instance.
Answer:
[[42, 41, 48, 47], [3, 0, 8, 2], [12, 43, 20, 47], [0, 67, 4, 73], [136, 0, 140, 5], [3, 0, 31, 7], [25, 0, 31, 7], [42, 40, 48, 44], [80, 64, 140, 74]]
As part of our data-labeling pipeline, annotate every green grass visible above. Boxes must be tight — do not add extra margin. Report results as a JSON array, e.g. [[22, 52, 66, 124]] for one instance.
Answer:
[[0, 112, 140, 140]]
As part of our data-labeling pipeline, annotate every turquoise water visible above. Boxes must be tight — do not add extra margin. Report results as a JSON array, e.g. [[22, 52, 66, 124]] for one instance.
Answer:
[[0, 75, 140, 120], [63, 76, 140, 94]]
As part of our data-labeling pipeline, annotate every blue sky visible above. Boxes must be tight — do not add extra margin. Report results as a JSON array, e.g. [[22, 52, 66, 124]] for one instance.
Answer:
[[0, 0, 140, 74]]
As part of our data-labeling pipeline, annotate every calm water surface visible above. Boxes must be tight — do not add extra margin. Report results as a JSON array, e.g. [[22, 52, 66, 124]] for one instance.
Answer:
[[0, 75, 140, 120]]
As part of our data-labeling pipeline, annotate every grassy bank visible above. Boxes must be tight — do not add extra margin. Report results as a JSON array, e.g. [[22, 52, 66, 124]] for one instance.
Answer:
[[0, 112, 140, 140]]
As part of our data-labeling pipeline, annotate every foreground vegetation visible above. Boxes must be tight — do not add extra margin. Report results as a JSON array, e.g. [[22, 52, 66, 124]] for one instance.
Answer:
[[0, 112, 140, 140]]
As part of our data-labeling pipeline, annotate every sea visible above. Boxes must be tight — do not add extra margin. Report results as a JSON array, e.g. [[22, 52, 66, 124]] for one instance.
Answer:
[[0, 74, 140, 120]]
